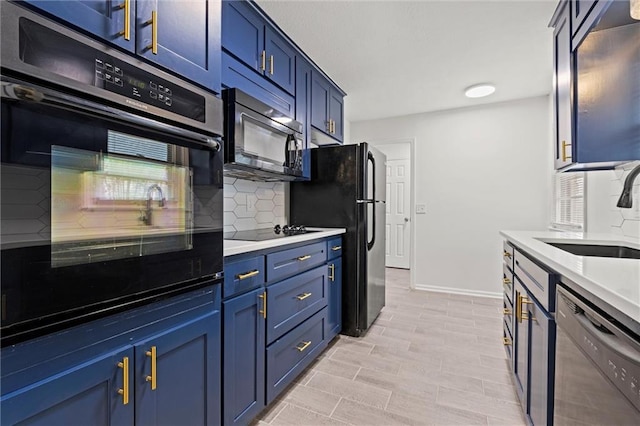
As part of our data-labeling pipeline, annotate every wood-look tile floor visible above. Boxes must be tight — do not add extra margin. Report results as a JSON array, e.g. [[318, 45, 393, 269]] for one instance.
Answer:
[[253, 268, 526, 426]]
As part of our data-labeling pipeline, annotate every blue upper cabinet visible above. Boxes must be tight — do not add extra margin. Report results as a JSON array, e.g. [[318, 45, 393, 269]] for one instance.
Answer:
[[311, 70, 344, 144], [296, 56, 312, 179], [222, 1, 294, 96], [551, 1, 573, 170], [22, 0, 221, 93]]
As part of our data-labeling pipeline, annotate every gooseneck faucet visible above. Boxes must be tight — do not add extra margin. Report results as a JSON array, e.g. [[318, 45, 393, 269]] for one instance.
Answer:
[[141, 184, 166, 225], [616, 163, 640, 208]]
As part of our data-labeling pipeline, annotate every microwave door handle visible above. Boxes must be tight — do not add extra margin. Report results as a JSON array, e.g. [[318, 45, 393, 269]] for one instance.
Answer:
[[283, 133, 294, 168]]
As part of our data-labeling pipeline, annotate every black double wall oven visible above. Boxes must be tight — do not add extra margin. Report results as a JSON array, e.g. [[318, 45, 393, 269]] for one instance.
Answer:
[[0, 2, 224, 346]]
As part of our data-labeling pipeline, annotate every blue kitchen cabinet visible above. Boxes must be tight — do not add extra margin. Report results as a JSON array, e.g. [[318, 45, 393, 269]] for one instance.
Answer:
[[310, 70, 344, 144], [551, 1, 573, 170], [222, 0, 295, 95], [327, 256, 342, 340], [222, 287, 266, 426], [0, 347, 134, 425], [134, 311, 221, 426], [513, 279, 529, 408], [22, 0, 221, 93], [295, 55, 312, 179]]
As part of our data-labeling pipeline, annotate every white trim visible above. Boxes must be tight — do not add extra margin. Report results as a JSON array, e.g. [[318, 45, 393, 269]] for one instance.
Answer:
[[415, 284, 502, 299], [367, 137, 417, 290]]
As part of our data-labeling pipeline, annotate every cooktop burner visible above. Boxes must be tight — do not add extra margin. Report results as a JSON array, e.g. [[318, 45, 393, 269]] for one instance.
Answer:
[[224, 225, 316, 241]]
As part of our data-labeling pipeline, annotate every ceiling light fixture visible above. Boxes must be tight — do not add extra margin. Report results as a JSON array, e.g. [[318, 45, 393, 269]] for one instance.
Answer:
[[464, 84, 496, 98]]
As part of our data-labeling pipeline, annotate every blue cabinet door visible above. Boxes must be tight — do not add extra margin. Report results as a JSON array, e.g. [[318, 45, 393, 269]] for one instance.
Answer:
[[0, 346, 134, 425], [527, 293, 555, 426], [23, 0, 135, 52], [513, 279, 529, 411], [222, 287, 266, 425], [134, 311, 221, 426], [329, 88, 344, 142], [552, 1, 574, 170], [327, 257, 342, 340], [311, 71, 330, 134], [264, 27, 295, 95], [222, 0, 264, 74], [136, 0, 221, 92]]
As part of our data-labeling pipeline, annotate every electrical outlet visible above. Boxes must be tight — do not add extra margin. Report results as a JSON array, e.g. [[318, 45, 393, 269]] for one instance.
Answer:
[[416, 204, 426, 214]]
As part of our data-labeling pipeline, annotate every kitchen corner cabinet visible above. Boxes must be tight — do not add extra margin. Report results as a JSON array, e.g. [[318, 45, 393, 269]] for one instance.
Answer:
[[311, 71, 345, 144], [22, 0, 221, 93], [221, 0, 295, 95], [0, 286, 222, 425]]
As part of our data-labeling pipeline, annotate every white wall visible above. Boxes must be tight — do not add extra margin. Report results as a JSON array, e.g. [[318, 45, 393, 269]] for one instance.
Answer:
[[351, 96, 552, 297]]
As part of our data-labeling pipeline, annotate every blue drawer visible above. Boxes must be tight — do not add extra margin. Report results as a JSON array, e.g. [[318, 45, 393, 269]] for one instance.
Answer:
[[224, 256, 265, 299], [266, 265, 327, 343], [514, 249, 558, 312], [266, 307, 327, 403], [327, 237, 342, 260], [266, 241, 326, 283]]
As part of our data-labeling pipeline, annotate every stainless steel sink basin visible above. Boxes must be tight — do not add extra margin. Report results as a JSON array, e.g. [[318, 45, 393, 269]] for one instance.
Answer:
[[546, 242, 640, 259]]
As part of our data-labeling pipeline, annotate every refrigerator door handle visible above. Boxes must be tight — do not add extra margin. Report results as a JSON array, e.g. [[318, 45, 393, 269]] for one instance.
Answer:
[[367, 151, 376, 251]]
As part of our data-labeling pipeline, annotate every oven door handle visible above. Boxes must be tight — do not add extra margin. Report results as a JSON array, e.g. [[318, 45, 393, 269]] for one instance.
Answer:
[[1, 80, 221, 152]]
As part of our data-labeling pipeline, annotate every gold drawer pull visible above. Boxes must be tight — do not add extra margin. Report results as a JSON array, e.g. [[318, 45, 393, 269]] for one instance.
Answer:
[[269, 54, 274, 75], [260, 50, 266, 71], [329, 264, 335, 282], [117, 356, 129, 405], [297, 255, 311, 261], [259, 291, 267, 319], [296, 292, 312, 301], [503, 277, 512, 285], [561, 140, 572, 162], [503, 337, 512, 346], [331, 246, 342, 251], [237, 270, 259, 280], [503, 250, 512, 258], [145, 346, 157, 390], [296, 341, 312, 352], [503, 308, 512, 315], [118, 0, 131, 41], [146, 10, 158, 55]]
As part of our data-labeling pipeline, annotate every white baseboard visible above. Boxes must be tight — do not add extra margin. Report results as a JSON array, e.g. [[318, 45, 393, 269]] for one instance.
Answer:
[[414, 284, 502, 299]]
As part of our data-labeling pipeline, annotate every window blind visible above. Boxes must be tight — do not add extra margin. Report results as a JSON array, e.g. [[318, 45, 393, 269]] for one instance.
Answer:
[[551, 172, 585, 231]]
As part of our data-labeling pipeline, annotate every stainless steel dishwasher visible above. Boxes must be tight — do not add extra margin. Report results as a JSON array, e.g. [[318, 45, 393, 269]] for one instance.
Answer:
[[554, 286, 640, 425]]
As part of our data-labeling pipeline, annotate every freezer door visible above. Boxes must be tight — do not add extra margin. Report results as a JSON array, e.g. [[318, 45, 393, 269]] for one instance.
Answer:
[[365, 201, 386, 328]]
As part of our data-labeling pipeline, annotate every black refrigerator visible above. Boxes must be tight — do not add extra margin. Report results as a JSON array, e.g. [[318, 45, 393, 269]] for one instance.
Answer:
[[290, 143, 386, 337]]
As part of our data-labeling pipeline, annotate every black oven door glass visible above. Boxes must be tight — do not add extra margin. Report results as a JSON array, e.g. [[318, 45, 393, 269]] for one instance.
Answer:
[[1, 95, 223, 345]]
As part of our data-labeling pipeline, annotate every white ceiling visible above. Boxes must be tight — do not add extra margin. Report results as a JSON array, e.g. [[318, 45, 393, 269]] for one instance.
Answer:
[[256, 0, 559, 122]]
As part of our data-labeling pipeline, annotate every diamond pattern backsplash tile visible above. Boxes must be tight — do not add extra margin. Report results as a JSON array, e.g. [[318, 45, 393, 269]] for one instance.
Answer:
[[223, 177, 286, 232], [611, 161, 640, 239]]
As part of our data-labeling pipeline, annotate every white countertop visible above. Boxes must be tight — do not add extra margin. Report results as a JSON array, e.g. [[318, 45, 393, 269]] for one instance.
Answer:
[[500, 230, 640, 324], [224, 228, 346, 257]]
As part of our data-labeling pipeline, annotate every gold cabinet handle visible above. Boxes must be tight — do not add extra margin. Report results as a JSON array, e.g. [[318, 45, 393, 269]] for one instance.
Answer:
[[503, 250, 512, 259], [145, 346, 157, 390], [331, 119, 336, 134], [296, 292, 312, 301], [503, 277, 511, 285], [503, 308, 512, 315], [269, 54, 274, 75], [297, 255, 311, 261], [118, 0, 131, 41], [295, 341, 312, 352], [517, 294, 532, 322], [503, 337, 512, 346], [260, 50, 266, 71], [146, 11, 158, 54], [331, 246, 342, 251], [561, 140, 572, 162], [237, 270, 259, 280], [117, 357, 129, 405], [258, 291, 267, 319], [329, 264, 335, 282]]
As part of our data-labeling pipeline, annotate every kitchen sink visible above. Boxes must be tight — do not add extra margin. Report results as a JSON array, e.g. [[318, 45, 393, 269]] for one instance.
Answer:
[[545, 242, 640, 259]]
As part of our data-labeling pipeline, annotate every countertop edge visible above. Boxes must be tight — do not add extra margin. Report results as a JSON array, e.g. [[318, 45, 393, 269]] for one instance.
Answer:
[[223, 228, 346, 257]]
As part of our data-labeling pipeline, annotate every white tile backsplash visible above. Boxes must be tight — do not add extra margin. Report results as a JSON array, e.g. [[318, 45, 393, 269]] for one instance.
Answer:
[[223, 177, 286, 232]]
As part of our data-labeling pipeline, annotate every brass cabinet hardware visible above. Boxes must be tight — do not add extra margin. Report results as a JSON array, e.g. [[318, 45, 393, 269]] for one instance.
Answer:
[[503, 250, 512, 259], [516, 293, 521, 323], [331, 246, 342, 251], [259, 291, 267, 319], [503, 308, 512, 315], [561, 140, 572, 162], [297, 255, 311, 261], [237, 270, 259, 280], [269, 55, 274, 75], [117, 357, 129, 405], [503, 337, 512, 346], [118, 0, 131, 40], [330, 119, 335, 134], [517, 294, 532, 322], [295, 341, 312, 352], [296, 292, 312, 301], [146, 11, 158, 54], [260, 51, 266, 71], [503, 277, 512, 285], [326, 120, 331, 133], [329, 119, 333, 134], [145, 346, 157, 390], [329, 264, 335, 282]]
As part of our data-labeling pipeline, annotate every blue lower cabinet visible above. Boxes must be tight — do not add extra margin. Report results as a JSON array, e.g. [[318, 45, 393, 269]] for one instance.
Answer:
[[0, 347, 134, 425], [223, 288, 266, 426], [527, 295, 555, 426], [266, 307, 328, 403], [327, 257, 342, 340], [134, 311, 221, 426]]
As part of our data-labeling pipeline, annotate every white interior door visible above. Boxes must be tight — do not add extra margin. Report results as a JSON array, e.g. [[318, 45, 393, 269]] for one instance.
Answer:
[[385, 158, 411, 269]]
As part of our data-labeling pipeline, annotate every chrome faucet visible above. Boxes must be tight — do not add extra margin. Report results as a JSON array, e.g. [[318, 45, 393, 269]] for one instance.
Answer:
[[141, 184, 166, 225], [616, 163, 640, 208]]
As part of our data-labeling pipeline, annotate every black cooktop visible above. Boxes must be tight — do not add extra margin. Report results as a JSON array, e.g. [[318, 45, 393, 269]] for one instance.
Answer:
[[224, 225, 316, 241]]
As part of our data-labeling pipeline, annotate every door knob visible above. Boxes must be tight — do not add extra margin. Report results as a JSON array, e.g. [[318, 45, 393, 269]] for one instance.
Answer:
[[404, 217, 410, 223]]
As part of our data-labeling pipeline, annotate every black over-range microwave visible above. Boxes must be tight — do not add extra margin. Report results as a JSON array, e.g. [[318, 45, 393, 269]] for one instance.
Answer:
[[0, 2, 224, 346], [223, 88, 305, 181]]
